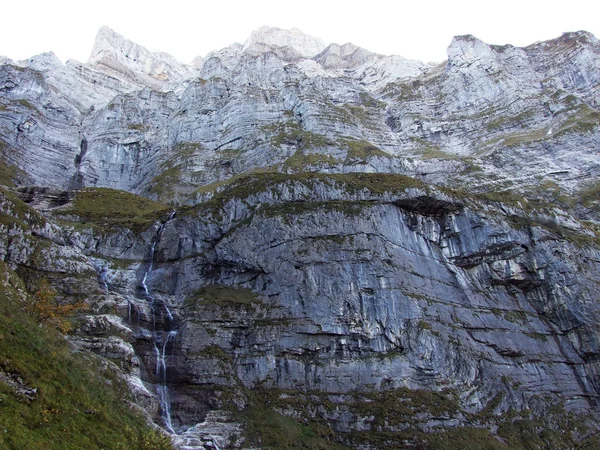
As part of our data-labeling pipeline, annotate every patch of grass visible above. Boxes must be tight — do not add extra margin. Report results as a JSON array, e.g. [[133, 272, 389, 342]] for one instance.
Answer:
[[417, 319, 432, 330], [358, 91, 386, 109], [190, 172, 429, 221], [332, 172, 428, 195], [485, 109, 536, 132], [194, 345, 233, 362], [149, 165, 183, 200], [242, 404, 348, 450], [0, 139, 24, 186], [459, 161, 485, 176], [215, 149, 241, 160], [416, 146, 462, 160], [149, 142, 203, 201], [0, 261, 173, 450], [343, 139, 390, 164], [0, 159, 19, 187], [186, 285, 263, 310], [496, 416, 597, 450], [343, 105, 377, 128], [501, 126, 552, 149], [264, 120, 332, 151], [353, 388, 460, 425], [553, 104, 600, 138], [349, 427, 509, 450], [170, 142, 202, 160], [503, 310, 528, 325], [60, 187, 169, 233], [0, 187, 46, 230], [524, 179, 572, 206], [260, 200, 367, 223], [16, 99, 36, 111], [283, 149, 337, 171], [477, 392, 506, 421], [465, 186, 599, 248], [579, 180, 600, 209], [524, 332, 548, 342], [241, 386, 594, 450]]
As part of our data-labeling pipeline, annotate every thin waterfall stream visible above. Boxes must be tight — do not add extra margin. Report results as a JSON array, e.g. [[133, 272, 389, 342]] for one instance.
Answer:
[[140, 211, 177, 433]]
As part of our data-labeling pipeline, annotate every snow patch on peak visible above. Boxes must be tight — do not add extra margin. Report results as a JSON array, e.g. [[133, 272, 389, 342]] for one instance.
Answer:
[[242, 26, 326, 59]]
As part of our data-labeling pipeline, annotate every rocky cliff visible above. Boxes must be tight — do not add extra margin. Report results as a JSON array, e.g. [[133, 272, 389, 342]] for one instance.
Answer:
[[1, 26, 600, 449]]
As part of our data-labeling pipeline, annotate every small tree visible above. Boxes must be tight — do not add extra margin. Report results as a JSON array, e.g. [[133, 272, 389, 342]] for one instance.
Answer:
[[25, 279, 84, 333]]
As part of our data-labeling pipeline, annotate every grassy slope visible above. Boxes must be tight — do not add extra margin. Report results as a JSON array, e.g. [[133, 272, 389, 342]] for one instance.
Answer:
[[59, 187, 170, 232], [0, 261, 172, 450]]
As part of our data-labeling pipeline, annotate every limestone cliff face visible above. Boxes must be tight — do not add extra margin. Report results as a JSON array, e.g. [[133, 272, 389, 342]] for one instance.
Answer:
[[88, 26, 193, 90], [2, 27, 600, 449], [2, 27, 599, 206]]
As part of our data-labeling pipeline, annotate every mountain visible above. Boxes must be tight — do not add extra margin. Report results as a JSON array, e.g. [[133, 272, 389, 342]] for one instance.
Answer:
[[1, 26, 600, 449]]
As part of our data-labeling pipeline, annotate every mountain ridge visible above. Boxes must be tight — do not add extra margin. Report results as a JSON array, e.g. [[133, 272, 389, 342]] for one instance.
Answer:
[[2, 26, 600, 450]]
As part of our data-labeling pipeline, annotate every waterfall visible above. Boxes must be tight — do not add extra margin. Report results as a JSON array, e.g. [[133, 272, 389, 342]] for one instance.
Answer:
[[94, 261, 109, 292], [140, 211, 177, 433]]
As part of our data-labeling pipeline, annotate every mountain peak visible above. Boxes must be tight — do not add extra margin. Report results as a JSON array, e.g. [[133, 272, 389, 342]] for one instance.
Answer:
[[88, 26, 129, 63], [242, 26, 326, 59], [314, 42, 377, 70], [23, 52, 63, 71], [446, 34, 495, 68], [87, 26, 190, 89]]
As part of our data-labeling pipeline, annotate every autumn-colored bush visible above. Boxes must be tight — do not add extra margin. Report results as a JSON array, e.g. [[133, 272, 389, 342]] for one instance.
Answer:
[[24, 279, 85, 333]]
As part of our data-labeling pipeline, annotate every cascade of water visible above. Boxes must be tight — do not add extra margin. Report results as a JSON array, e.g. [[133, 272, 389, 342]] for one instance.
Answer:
[[99, 266, 109, 292], [156, 330, 177, 433], [94, 261, 110, 292], [139, 212, 177, 433]]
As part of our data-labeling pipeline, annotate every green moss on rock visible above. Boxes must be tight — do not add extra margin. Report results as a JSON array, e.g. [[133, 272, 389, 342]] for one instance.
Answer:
[[61, 187, 169, 233], [186, 285, 264, 310], [343, 139, 390, 163]]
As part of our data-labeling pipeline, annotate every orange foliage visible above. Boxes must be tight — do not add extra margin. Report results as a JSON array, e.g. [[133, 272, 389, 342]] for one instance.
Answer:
[[25, 279, 85, 333]]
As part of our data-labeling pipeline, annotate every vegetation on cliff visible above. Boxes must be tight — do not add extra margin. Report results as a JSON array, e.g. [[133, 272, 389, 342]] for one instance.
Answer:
[[0, 261, 173, 450]]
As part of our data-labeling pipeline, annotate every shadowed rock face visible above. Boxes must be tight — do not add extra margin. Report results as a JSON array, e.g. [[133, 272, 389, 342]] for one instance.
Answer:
[[4, 172, 600, 447], [2, 27, 600, 448]]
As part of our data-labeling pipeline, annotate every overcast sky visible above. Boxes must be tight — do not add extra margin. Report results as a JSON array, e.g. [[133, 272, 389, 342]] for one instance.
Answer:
[[1, 0, 599, 64]]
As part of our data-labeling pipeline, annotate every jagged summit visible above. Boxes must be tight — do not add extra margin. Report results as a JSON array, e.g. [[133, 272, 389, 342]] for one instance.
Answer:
[[241, 25, 327, 60], [446, 34, 496, 68], [87, 26, 192, 89], [314, 42, 377, 70], [532, 30, 599, 49], [23, 51, 63, 72]]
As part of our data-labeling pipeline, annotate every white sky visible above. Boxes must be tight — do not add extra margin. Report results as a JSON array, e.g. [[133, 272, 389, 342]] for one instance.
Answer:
[[1, 0, 599, 64]]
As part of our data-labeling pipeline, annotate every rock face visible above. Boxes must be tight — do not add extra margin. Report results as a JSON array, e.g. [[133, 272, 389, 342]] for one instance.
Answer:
[[1, 28, 599, 209], [88, 26, 192, 90], [2, 26, 600, 449], [242, 26, 327, 60]]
